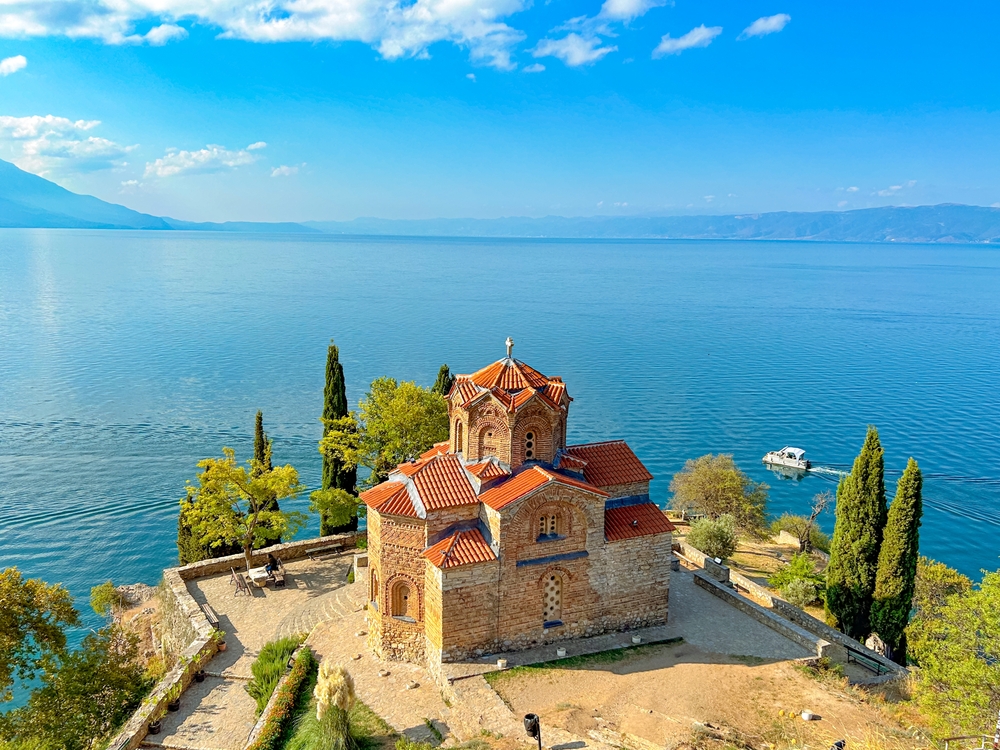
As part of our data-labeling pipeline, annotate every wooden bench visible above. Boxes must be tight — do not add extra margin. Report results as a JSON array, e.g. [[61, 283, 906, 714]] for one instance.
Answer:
[[273, 558, 287, 588], [230, 568, 251, 597], [201, 603, 220, 629], [845, 645, 888, 675], [306, 542, 348, 560]]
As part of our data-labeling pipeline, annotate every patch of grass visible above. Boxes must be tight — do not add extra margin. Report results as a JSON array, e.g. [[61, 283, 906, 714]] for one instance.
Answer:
[[484, 638, 684, 688], [246, 635, 306, 715], [422, 719, 443, 744], [283, 695, 398, 750], [347, 569, 355, 584], [794, 656, 845, 683]]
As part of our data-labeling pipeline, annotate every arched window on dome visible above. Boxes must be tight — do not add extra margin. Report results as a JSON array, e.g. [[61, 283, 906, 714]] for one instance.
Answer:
[[542, 573, 563, 627], [454, 420, 463, 453], [524, 431, 535, 461], [391, 580, 414, 621]]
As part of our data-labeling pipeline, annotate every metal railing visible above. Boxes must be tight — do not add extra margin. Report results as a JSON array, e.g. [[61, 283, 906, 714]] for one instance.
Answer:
[[844, 643, 889, 675], [942, 735, 992, 750]]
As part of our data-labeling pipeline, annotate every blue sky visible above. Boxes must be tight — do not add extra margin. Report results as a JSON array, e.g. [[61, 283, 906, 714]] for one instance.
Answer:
[[1, 1, 999, 222]]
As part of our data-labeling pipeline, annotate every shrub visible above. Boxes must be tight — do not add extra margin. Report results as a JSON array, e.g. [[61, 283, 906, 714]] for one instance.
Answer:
[[770, 514, 831, 553], [245, 635, 305, 715], [89, 581, 126, 618], [768, 552, 824, 590], [246, 646, 317, 750], [686, 514, 738, 560], [781, 578, 819, 608]]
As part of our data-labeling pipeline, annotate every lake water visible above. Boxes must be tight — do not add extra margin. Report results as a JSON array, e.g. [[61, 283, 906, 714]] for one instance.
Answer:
[[2, 230, 999, 679]]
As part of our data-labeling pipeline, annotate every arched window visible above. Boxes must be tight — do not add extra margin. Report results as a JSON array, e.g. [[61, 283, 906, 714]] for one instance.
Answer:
[[525, 431, 535, 460], [543, 574, 562, 626], [371, 570, 379, 609], [454, 421, 463, 453], [391, 581, 413, 620]]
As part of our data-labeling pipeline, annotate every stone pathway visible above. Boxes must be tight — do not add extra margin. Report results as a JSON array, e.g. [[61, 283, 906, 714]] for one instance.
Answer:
[[141, 554, 354, 750]]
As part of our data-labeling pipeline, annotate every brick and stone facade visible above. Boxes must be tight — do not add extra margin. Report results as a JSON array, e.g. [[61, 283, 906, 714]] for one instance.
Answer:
[[362, 346, 674, 667]]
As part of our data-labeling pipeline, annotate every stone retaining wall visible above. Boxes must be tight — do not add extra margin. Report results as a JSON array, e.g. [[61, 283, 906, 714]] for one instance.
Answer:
[[728, 569, 776, 607], [693, 572, 834, 659], [175, 532, 362, 581]]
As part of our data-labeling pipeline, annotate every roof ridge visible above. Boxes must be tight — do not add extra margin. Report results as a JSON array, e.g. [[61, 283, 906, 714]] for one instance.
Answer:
[[441, 530, 461, 565], [567, 439, 627, 448]]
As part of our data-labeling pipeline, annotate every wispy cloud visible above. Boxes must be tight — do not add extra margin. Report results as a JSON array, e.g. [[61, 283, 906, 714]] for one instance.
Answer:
[[533, 33, 616, 67], [466, 73, 476, 82], [846, 186, 859, 192], [0, 114, 134, 174], [522, 63, 545, 73], [738, 13, 790, 40], [0, 55, 27, 76], [875, 179, 916, 197], [599, 0, 671, 23], [0, 0, 528, 69], [271, 164, 299, 177], [144, 143, 264, 178], [652, 24, 722, 58]]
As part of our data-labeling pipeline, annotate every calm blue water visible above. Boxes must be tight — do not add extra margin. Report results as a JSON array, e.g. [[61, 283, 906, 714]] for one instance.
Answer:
[[2, 230, 999, 680]]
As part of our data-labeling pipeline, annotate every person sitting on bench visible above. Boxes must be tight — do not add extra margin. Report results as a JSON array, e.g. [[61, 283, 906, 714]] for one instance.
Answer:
[[265, 554, 278, 579]]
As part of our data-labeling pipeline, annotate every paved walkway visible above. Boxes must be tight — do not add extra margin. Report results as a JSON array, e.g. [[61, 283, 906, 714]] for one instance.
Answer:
[[141, 553, 354, 750]]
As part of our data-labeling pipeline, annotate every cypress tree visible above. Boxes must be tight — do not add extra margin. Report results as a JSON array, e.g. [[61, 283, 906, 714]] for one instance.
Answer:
[[825, 425, 888, 639], [432, 364, 455, 396], [253, 410, 280, 539], [321, 341, 358, 534], [871, 457, 923, 664]]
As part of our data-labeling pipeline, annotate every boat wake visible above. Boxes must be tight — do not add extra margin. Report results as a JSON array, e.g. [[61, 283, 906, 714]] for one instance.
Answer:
[[809, 466, 849, 478]]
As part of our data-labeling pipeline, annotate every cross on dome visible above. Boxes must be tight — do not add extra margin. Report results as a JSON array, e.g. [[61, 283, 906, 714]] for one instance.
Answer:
[[505, 336, 513, 358]]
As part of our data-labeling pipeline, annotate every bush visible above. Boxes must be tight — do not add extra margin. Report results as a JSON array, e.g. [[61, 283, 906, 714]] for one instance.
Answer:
[[89, 581, 126, 618], [768, 552, 822, 589], [781, 578, 819, 608], [245, 635, 305, 715], [246, 646, 317, 750], [686, 514, 738, 560]]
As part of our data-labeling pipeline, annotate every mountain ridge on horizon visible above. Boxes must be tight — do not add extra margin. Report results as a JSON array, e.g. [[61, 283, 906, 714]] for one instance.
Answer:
[[2, 158, 1000, 243]]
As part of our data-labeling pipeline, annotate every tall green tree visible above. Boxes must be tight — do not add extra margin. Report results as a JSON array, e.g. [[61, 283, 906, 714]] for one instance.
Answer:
[[253, 411, 281, 543], [0, 569, 80, 703], [668, 453, 769, 534], [320, 342, 358, 534], [432, 364, 455, 396], [183, 448, 307, 571], [825, 425, 887, 639], [870, 457, 923, 663]]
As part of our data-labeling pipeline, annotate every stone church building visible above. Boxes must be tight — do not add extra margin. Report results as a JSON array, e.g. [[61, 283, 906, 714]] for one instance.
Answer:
[[361, 343, 674, 667]]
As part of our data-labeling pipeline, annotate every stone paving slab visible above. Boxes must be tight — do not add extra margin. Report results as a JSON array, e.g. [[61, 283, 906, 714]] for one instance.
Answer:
[[142, 676, 257, 750]]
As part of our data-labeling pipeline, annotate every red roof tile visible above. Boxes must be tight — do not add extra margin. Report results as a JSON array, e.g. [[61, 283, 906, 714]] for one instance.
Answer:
[[420, 442, 450, 459], [411, 453, 478, 510], [564, 441, 653, 487], [466, 460, 511, 481], [422, 528, 496, 569], [453, 358, 570, 412], [604, 503, 675, 542], [360, 482, 418, 518], [395, 460, 424, 477], [481, 466, 607, 510], [556, 452, 588, 472]]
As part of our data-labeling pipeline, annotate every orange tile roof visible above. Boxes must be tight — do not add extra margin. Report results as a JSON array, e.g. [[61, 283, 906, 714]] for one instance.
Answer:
[[422, 528, 496, 569], [420, 442, 450, 460], [395, 460, 424, 477], [556, 452, 588, 472], [410, 453, 478, 510], [564, 441, 653, 487], [360, 482, 417, 518], [466, 459, 511, 481], [604, 503, 675, 541], [453, 358, 570, 412], [481, 466, 607, 510]]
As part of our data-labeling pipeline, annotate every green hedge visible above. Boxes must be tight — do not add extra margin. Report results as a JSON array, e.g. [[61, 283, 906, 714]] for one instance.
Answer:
[[246, 636, 305, 715], [246, 646, 317, 750]]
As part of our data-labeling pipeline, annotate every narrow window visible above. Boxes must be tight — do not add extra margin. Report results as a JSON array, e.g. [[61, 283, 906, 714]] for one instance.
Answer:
[[455, 421, 463, 453], [391, 581, 413, 620], [543, 574, 562, 626], [539, 516, 547, 537], [548, 514, 558, 535], [525, 431, 534, 460], [371, 570, 379, 610]]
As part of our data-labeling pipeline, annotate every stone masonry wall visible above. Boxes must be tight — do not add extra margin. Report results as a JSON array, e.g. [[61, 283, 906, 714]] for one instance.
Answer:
[[601, 480, 651, 500], [434, 560, 501, 662], [368, 511, 427, 663], [425, 504, 484, 547]]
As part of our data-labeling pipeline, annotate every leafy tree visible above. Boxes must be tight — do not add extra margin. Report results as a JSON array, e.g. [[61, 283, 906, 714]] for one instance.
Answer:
[[431, 364, 455, 396], [907, 569, 1000, 736], [177, 488, 240, 565], [770, 512, 831, 553], [357, 377, 449, 485], [910, 556, 972, 623], [781, 578, 819, 608], [183, 447, 307, 571], [89, 581, 125, 619], [1, 626, 151, 750], [825, 426, 887, 639], [310, 488, 362, 533], [768, 552, 826, 595], [320, 342, 358, 534], [686, 514, 738, 560], [870, 457, 923, 664], [0, 568, 80, 703], [669, 454, 768, 534]]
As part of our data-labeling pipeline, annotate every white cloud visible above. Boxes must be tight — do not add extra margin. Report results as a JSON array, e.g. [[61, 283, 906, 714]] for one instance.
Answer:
[[704, 195, 714, 202], [838, 200, 848, 207], [144, 143, 263, 178], [0, 54, 26, 76], [0, 0, 527, 69], [522, 63, 544, 72], [738, 13, 790, 40], [599, 0, 671, 23], [247, 141, 267, 151], [652, 24, 722, 58], [992, 202, 1000, 208], [846, 186, 859, 192], [466, 73, 476, 81], [533, 33, 616, 67], [0, 114, 134, 174], [271, 165, 298, 177]]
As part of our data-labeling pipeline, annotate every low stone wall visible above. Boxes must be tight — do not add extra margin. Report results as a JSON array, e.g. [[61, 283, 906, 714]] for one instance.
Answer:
[[175, 532, 362, 580], [728, 569, 776, 607], [693, 572, 833, 659], [770, 598, 905, 678], [243, 644, 312, 749]]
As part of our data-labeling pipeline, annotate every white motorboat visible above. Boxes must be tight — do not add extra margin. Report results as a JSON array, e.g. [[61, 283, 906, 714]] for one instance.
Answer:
[[763, 446, 811, 471]]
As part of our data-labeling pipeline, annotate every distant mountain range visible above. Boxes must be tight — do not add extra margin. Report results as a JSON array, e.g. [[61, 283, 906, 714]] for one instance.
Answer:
[[3, 158, 1000, 243]]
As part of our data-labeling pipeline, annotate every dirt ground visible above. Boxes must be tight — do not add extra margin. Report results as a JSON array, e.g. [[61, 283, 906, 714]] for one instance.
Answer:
[[487, 641, 927, 750]]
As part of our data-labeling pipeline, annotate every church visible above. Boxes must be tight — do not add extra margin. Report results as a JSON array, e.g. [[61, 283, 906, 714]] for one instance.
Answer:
[[361, 341, 674, 668]]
